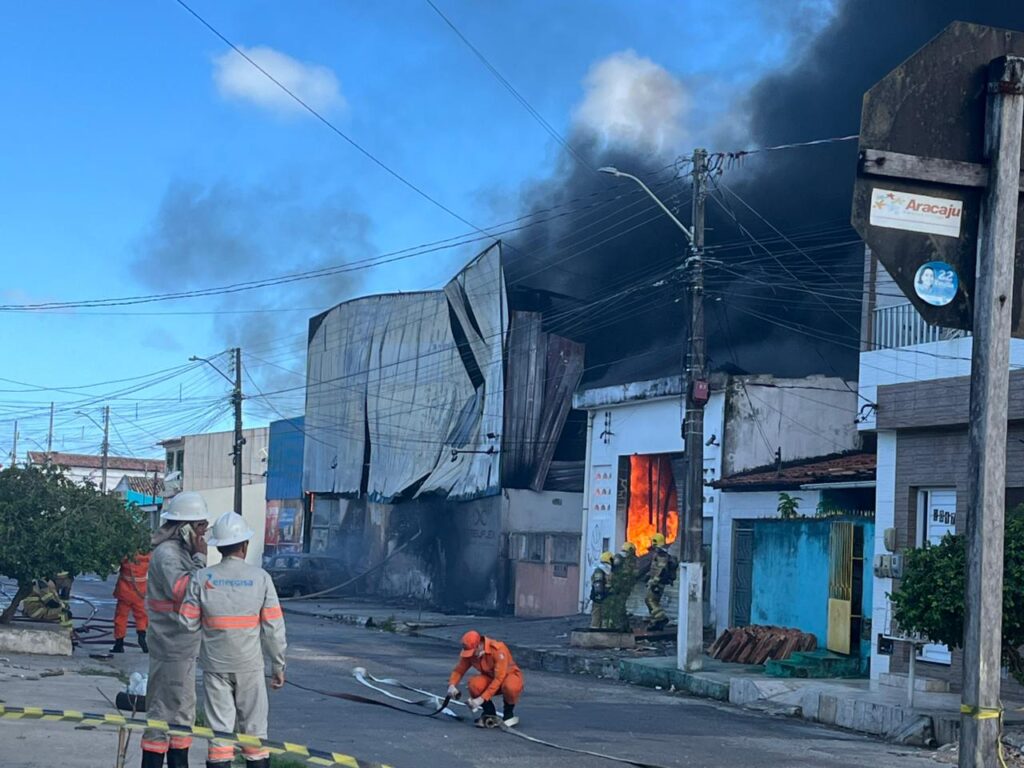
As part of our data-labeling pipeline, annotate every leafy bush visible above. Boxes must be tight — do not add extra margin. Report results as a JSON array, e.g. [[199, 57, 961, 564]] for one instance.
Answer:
[[890, 506, 1024, 685]]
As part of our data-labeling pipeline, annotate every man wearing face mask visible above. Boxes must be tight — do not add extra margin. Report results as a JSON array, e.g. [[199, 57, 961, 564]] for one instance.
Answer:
[[141, 492, 210, 768], [446, 630, 523, 727]]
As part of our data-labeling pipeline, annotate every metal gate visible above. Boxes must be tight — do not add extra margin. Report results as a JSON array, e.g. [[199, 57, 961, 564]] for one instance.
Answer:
[[827, 521, 854, 654], [731, 522, 753, 627]]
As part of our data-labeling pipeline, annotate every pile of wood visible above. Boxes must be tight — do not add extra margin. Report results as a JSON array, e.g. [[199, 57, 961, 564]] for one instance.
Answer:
[[709, 625, 817, 665]]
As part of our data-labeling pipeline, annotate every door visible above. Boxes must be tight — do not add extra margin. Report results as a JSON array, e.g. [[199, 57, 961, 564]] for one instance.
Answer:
[[730, 522, 753, 627], [917, 489, 956, 664], [827, 521, 855, 654]]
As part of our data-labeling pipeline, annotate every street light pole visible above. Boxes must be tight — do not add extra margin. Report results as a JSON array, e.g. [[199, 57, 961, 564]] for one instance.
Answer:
[[599, 160, 707, 671]]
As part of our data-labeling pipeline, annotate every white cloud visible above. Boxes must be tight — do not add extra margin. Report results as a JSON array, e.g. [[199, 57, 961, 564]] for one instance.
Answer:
[[573, 50, 688, 156], [213, 45, 345, 116]]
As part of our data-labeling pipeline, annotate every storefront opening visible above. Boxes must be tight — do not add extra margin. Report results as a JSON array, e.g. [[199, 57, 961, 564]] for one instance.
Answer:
[[625, 454, 679, 555]]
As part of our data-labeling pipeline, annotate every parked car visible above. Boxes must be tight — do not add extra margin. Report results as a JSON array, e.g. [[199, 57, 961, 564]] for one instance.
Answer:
[[266, 553, 345, 598]]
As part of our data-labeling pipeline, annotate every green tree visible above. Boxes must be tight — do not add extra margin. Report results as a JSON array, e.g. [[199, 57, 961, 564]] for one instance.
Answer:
[[0, 464, 150, 623], [777, 493, 802, 519], [890, 506, 1024, 685]]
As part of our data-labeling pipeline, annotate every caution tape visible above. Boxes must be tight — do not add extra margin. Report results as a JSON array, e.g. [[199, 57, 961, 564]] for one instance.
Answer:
[[0, 705, 392, 768]]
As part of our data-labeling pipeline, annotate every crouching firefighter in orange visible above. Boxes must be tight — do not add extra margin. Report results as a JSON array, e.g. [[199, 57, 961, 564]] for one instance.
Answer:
[[447, 630, 523, 727], [112, 550, 151, 653]]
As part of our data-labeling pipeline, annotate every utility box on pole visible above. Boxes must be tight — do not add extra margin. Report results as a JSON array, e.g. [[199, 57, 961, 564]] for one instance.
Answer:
[[852, 21, 1024, 767]]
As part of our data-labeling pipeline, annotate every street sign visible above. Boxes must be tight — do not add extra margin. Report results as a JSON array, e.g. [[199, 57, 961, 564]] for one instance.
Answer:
[[852, 21, 1024, 336]]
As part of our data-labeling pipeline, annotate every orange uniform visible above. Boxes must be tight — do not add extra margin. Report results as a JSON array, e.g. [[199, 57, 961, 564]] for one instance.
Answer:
[[448, 637, 523, 704], [113, 553, 151, 640]]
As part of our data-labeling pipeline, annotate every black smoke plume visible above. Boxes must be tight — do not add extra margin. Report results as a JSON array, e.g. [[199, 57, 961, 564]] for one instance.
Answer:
[[507, 1, 1024, 387]]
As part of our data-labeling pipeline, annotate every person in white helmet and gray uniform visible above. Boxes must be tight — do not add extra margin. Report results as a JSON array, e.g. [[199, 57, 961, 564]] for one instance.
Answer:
[[178, 512, 287, 768], [142, 491, 210, 768]]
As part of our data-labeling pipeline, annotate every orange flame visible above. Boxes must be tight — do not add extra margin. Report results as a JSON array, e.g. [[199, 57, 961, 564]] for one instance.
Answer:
[[626, 454, 679, 556]]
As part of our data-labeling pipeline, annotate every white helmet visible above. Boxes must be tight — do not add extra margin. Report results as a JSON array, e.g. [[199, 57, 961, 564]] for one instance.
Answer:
[[207, 511, 254, 547], [160, 491, 209, 522]]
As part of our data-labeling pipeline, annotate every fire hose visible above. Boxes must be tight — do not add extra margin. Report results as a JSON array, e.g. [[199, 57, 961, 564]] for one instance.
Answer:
[[347, 667, 675, 768]]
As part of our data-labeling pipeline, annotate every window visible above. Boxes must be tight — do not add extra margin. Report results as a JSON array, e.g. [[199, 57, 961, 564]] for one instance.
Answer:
[[550, 534, 580, 565], [509, 533, 545, 562], [915, 488, 955, 665], [176, 450, 184, 474]]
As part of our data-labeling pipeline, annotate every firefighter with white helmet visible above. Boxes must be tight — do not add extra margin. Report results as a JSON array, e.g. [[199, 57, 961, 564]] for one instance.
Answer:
[[178, 512, 287, 768], [141, 492, 209, 768]]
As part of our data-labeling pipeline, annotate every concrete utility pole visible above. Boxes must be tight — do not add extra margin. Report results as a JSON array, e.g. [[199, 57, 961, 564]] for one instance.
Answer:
[[11, 420, 17, 467], [598, 157, 707, 672], [46, 402, 54, 457], [233, 347, 244, 516], [101, 405, 110, 494], [960, 56, 1024, 768], [680, 148, 708, 672]]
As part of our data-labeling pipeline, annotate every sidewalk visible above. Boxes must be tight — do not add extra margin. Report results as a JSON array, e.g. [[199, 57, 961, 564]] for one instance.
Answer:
[[284, 597, 1024, 748]]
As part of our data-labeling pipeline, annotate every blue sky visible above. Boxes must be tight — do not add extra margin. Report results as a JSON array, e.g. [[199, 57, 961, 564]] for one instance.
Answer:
[[0, 0, 833, 459]]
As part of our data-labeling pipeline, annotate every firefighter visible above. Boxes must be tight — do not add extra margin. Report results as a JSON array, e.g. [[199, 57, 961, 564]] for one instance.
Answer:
[[142, 492, 209, 768], [179, 512, 287, 768], [645, 533, 678, 631], [589, 551, 613, 629], [112, 550, 152, 653], [606, 541, 638, 632], [21, 578, 70, 625], [447, 630, 523, 728]]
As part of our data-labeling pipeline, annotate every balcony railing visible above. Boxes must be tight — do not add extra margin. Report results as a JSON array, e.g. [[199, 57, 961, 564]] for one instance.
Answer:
[[871, 303, 970, 350]]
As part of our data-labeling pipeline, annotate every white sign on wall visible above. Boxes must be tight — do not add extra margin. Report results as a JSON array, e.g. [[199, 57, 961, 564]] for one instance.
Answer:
[[870, 187, 963, 238]]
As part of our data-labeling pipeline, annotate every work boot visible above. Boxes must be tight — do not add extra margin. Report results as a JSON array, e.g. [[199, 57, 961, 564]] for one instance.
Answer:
[[111, 638, 125, 653], [166, 748, 188, 768], [137, 630, 149, 654], [502, 703, 519, 728], [141, 750, 164, 768]]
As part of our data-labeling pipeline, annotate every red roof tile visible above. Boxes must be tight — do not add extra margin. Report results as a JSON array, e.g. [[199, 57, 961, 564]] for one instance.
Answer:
[[27, 451, 165, 473], [712, 452, 876, 491]]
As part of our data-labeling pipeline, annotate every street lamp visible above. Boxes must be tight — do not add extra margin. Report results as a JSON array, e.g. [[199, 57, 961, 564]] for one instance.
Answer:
[[598, 166, 695, 245]]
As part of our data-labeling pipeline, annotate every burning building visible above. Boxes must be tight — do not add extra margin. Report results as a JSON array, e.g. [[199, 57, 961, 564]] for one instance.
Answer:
[[301, 243, 587, 615]]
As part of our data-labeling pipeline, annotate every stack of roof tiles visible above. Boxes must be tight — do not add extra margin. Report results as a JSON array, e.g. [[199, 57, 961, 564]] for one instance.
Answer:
[[709, 625, 817, 665]]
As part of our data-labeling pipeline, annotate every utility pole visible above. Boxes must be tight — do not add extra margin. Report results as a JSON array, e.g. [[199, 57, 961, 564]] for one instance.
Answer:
[[11, 420, 17, 467], [960, 56, 1024, 767], [46, 402, 54, 458], [101, 405, 110, 494], [679, 148, 708, 672], [233, 347, 244, 515]]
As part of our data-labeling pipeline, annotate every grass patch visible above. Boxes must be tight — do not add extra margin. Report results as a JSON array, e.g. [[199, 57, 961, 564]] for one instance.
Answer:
[[374, 615, 398, 633]]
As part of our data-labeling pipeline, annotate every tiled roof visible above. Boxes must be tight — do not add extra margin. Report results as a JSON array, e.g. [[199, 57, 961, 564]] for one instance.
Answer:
[[119, 475, 164, 496], [712, 452, 876, 491], [27, 451, 165, 473]]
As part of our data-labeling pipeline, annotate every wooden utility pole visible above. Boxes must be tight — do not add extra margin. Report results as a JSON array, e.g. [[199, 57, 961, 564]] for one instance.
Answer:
[[679, 147, 708, 672], [960, 56, 1024, 768], [101, 405, 110, 494], [233, 347, 244, 515]]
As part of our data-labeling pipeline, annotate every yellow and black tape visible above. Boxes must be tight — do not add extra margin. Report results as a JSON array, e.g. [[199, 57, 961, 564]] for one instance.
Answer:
[[0, 705, 392, 768]]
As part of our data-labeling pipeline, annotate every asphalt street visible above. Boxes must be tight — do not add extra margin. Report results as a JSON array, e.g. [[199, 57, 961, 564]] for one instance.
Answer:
[[57, 576, 940, 768]]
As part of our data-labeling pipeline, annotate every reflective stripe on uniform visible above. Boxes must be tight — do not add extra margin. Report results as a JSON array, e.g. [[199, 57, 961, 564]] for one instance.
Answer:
[[169, 736, 193, 749], [208, 744, 235, 760], [260, 606, 283, 621], [142, 740, 170, 754], [172, 575, 190, 603], [203, 615, 260, 630], [179, 603, 201, 619]]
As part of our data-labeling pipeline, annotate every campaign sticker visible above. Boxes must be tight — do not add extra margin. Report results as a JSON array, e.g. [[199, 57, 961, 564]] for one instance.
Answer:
[[913, 261, 958, 307]]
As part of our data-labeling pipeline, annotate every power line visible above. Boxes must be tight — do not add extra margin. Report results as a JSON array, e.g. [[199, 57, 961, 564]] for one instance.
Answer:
[[423, 0, 592, 170], [172, 0, 490, 238]]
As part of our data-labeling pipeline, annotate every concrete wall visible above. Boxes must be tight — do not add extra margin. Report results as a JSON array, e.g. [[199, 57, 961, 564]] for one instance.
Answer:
[[198, 483, 268, 567], [713, 490, 821, 637], [183, 428, 269, 492], [502, 488, 581, 533], [748, 518, 873, 655], [722, 376, 860, 476], [577, 391, 724, 613], [513, 561, 580, 617], [858, 337, 1024, 431]]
